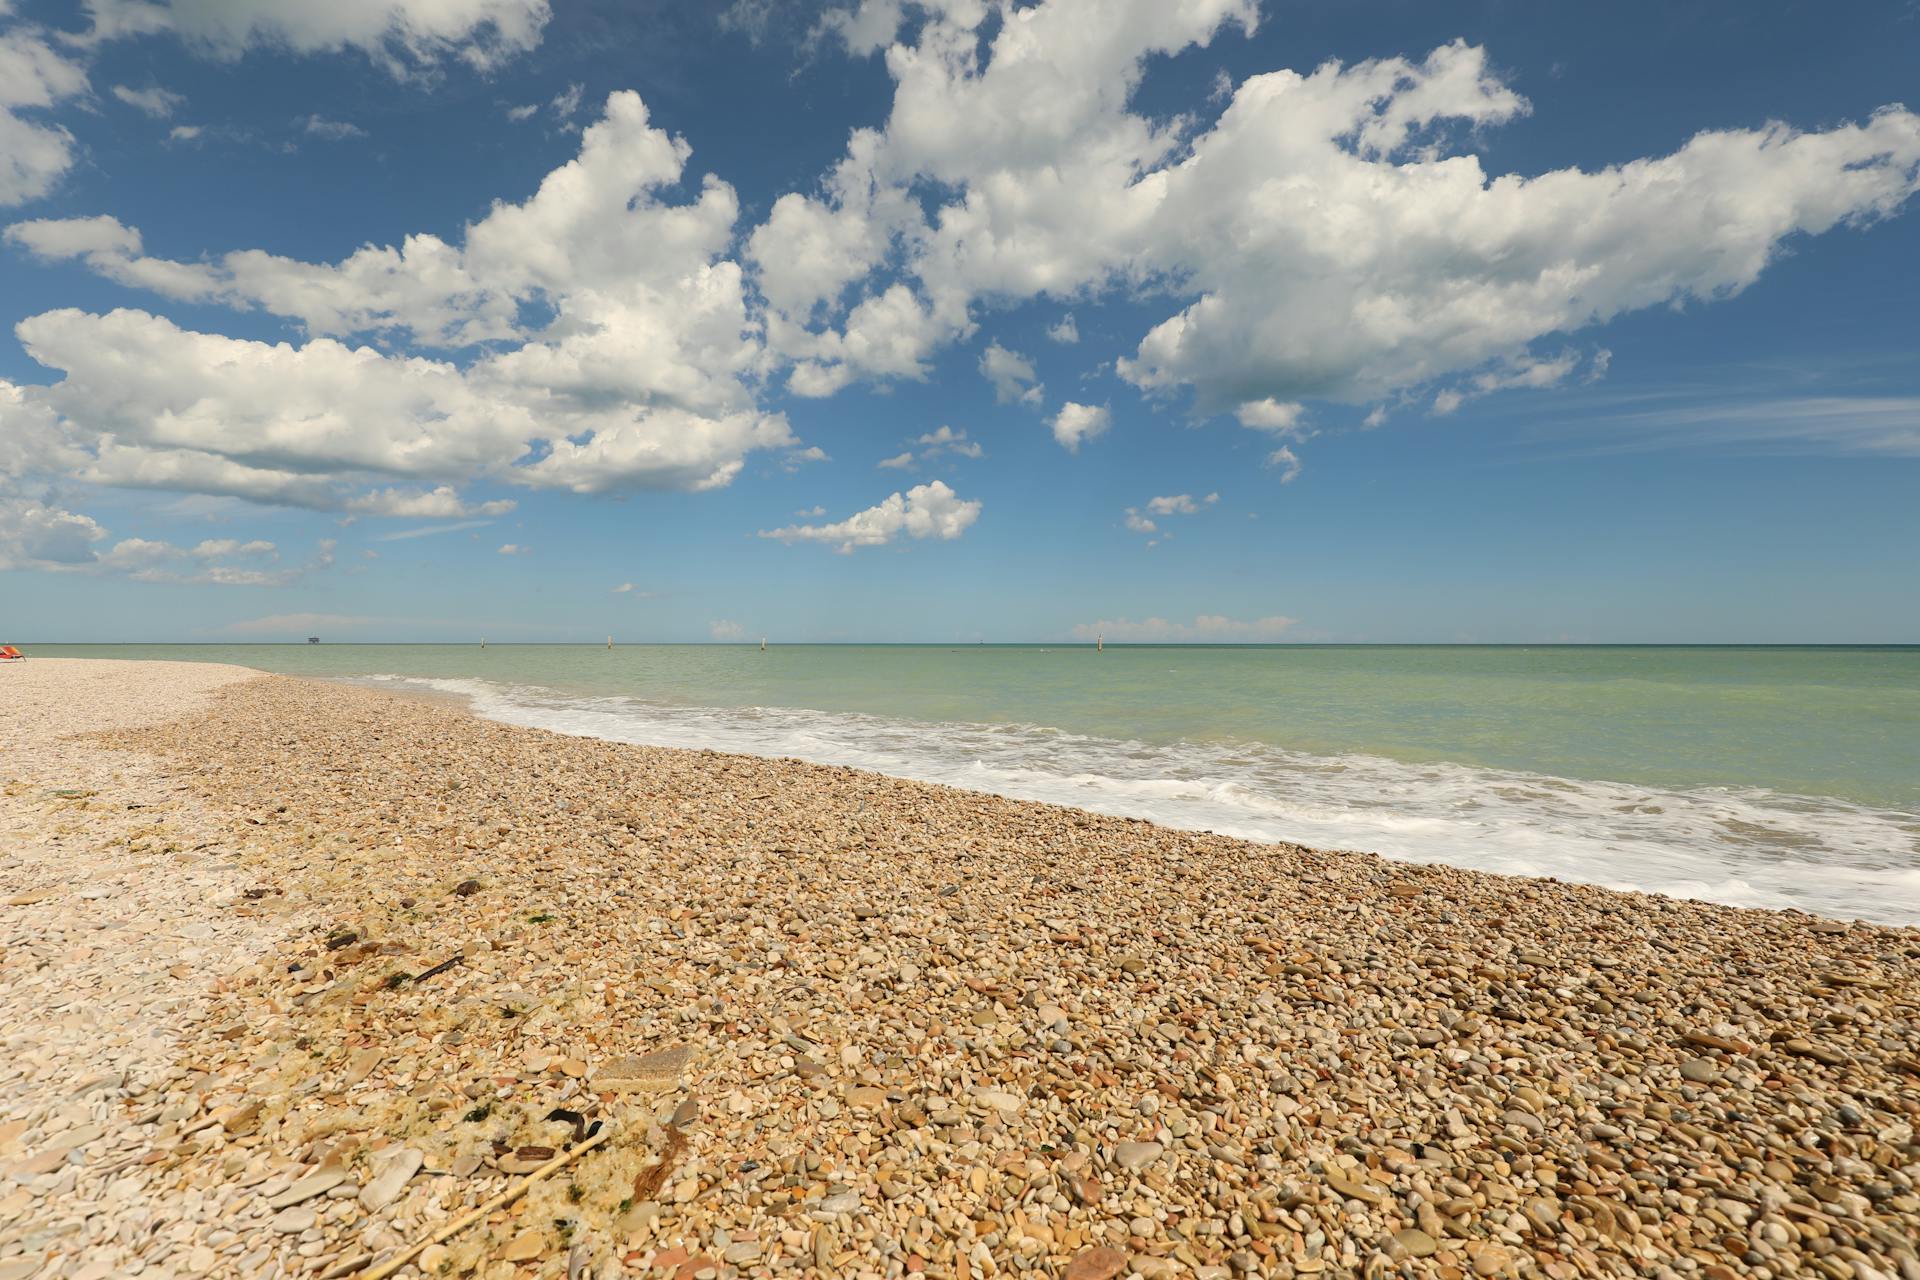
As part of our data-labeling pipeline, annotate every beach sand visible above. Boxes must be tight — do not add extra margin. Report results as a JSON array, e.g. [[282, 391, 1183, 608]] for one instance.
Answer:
[[2, 660, 1917, 1280]]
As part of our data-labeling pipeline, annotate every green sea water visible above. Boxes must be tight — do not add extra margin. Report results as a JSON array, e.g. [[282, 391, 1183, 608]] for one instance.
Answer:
[[26, 643, 1920, 922]]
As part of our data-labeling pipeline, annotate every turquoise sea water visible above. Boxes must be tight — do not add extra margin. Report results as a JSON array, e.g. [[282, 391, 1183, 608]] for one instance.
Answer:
[[28, 644, 1920, 924]]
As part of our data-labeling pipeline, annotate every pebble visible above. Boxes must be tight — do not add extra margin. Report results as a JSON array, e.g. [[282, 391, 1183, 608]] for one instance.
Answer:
[[4, 661, 1916, 1280]]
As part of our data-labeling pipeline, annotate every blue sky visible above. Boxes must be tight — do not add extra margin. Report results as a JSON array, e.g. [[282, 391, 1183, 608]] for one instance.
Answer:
[[1, 0, 1916, 643]]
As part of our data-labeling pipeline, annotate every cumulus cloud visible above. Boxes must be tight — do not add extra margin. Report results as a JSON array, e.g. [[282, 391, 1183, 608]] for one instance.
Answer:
[[917, 424, 982, 458], [112, 84, 186, 117], [0, 491, 328, 583], [611, 582, 654, 595], [1050, 402, 1110, 453], [1234, 398, 1306, 434], [7, 0, 1919, 559], [345, 486, 516, 518], [1070, 613, 1299, 643], [877, 424, 982, 470], [1430, 349, 1591, 415], [1124, 491, 1216, 536], [1266, 445, 1302, 484], [750, 4, 1920, 419], [0, 30, 88, 206], [77, 0, 552, 75], [4, 94, 802, 505], [0, 494, 106, 569], [709, 618, 744, 640], [758, 479, 981, 553], [1145, 492, 1217, 516], [980, 341, 1042, 406], [497, 542, 526, 555], [301, 115, 366, 140]]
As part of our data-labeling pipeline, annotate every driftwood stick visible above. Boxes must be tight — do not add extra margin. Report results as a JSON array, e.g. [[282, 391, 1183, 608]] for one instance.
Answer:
[[360, 1126, 613, 1280]]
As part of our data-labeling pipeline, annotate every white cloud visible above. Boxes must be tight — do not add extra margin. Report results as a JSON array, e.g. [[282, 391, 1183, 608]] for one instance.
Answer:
[[1070, 613, 1299, 643], [1266, 445, 1302, 484], [506, 102, 539, 122], [497, 542, 526, 555], [878, 424, 983, 471], [980, 341, 1042, 406], [0, 32, 87, 110], [1126, 491, 1217, 535], [751, 6, 1920, 421], [1047, 314, 1078, 344], [79, 0, 552, 75], [550, 82, 584, 119], [345, 486, 516, 518], [611, 582, 654, 595], [1050, 402, 1110, 453], [1234, 398, 1305, 434], [112, 84, 186, 117], [0, 495, 106, 569], [0, 491, 328, 583], [1145, 493, 1216, 516], [4, 94, 802, 506], [301, 115, 366, 140], [1568, 394, 1920, 456], [1432, 349, 1587, 415], [916, 424, 981, 458], [0, 31, 88, 206], [758, 479, 981, 553], [189, 538, 276, 558], [793, 505, 826, 517], [166, 124, 202, 143], [709, 618, 745, 640], [374, 519, 495, 541]]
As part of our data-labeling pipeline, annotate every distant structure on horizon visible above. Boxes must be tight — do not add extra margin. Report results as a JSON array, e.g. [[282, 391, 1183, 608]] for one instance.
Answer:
[[307, 636, 320, 645]]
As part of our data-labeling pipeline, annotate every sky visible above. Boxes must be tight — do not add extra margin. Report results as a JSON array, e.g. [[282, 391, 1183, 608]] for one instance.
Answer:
[[1, 0, 1917, 644]]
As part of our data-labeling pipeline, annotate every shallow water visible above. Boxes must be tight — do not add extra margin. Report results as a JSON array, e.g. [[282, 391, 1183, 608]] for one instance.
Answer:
[[37, 643, 1920, 924]]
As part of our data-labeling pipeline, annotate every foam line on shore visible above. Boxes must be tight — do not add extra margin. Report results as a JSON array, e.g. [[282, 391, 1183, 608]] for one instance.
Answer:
[[357, 673, 1920, 926]]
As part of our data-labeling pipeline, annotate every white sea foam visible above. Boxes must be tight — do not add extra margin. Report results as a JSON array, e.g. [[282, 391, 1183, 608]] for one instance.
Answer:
[[362, 675, 1920, 926]]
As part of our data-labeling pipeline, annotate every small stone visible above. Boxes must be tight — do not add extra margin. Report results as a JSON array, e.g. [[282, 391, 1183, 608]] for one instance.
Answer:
[[1393, 1228, 1438, 1258], [1065, 1247, 1128, 1280], [272, 1206, 317, 1233], [269, 1164, 347, 1208], [359, 1147, 424, 1212], [1324, 1170, 1385, 1205], [501, 1231, 544, 1261], [1114, 1141, 1164, 1171], [1679, 1057, 1722, 1084]]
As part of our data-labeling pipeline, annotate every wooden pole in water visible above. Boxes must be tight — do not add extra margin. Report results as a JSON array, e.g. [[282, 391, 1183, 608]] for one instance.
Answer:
[[1097, 633, 1103, 653]]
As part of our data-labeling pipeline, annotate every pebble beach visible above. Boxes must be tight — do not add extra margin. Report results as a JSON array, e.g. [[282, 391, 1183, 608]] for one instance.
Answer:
[[3, 659, 1918, 1280]]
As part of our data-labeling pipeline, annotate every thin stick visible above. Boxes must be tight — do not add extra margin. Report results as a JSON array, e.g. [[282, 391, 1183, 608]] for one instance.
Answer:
[[359, 1127, 613, 1280]]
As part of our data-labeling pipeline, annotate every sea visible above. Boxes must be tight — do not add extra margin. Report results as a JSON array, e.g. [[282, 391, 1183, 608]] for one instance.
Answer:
[[33, 643, 1920, 926]]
